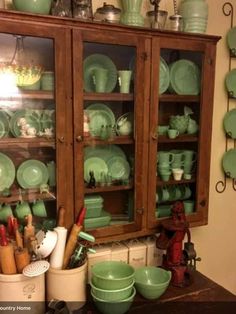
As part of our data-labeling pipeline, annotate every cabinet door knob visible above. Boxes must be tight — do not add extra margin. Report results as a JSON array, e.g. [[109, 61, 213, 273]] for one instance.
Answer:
[[76, 135, 83, 142], [151, 133, 158, 140], [199, 200, 206, 207], [58, 136, 65, 143]]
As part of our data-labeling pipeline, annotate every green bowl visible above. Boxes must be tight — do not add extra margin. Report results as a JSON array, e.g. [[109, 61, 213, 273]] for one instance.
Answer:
[[91, 286, 136, 314], [134, 266, 171, 300], [13, 0, 52, 15], [90, 279, 134, 301], [91, 261, 135, 290]]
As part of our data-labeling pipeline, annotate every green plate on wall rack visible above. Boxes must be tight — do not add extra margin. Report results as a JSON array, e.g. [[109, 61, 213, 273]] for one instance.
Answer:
[[223, 109, 236, 139], [83, 54, 117, 92], [225, 69, 236, 98], [159, 57, 170, 94], [169, 59, 201, 95], [17, 159, 49, 189], [222, 149, 236, 178], [227, 26, 236, 55], [0, 153, 15, 192]]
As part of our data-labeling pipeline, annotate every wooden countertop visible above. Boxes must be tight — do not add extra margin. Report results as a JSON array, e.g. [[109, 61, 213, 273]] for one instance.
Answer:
[[79, 270, 236, 314]]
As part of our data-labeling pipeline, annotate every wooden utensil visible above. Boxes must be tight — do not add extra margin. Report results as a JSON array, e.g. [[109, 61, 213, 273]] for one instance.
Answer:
[[0, 224, 17, 274], [62, 207, 86, 269], [24, 214, 35, 249]]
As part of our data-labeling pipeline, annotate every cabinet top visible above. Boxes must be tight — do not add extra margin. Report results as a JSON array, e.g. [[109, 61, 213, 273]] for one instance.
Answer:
[[0, 9, 221, 43]]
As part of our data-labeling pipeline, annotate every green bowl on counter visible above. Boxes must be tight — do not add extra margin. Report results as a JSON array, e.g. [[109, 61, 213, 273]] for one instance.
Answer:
[[13, 0, 52, 15]]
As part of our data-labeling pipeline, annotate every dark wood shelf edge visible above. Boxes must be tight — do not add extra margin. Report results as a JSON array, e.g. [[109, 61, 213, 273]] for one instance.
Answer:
[[84, 92, 134, 101]]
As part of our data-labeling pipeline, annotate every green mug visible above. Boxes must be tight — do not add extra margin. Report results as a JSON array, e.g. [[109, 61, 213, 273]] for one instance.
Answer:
[[15, 201, 31, 220], [183, 200, 195, 214], [32, 200, 47, 218], [0, 204, 13, 223]]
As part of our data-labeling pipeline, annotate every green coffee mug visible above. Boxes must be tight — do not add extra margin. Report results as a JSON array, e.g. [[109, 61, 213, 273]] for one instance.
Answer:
[[32, 200, 47, 218], [15, 201, 31, 220], [0, 204, 13, 223]]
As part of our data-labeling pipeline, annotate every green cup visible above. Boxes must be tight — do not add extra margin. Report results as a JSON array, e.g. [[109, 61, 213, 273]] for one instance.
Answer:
[[15, 201, 31, 220], [32, 200, 47, 218], [93, 68, 108, 92], [158, 151, 174, 165], [183, 200, 195, 214], [0, 204, 13, 223], [158, 125, 169, 135], [167, 129, 179, 139], [118, 70, 132, 93]]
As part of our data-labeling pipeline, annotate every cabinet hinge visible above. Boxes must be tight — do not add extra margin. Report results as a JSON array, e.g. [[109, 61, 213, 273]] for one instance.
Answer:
[[136, 208, 144, 215], [140, 52, 148, 61]]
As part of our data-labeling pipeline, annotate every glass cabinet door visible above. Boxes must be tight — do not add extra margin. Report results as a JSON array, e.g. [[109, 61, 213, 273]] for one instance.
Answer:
[[73, 30, 148, 239], [0, 22, 73, 230], [148, 37, 215, 228]]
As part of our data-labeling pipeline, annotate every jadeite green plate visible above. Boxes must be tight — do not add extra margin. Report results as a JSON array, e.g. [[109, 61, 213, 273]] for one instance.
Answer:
[[227, 26, 236, 54], [222, 149, 236, 178], [86, 103, 115, 120], [17, 159, 49, 189], [84, 157, 108, 183], [169, 59, 201, 95], [83, 54, 117, 92], [107, 156, 130, 180], [0, 112, 9, 138], [9, 110, 41, 137], [84, 145, 127, 162], [223, 109, 236, 139], [0, 153, 15, 191], [87, 109, 116, 137], [159, 57, 170, 94], [225, 69, 236, 98]]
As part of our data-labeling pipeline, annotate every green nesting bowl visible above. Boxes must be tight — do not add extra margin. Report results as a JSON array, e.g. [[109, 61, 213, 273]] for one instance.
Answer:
[[134, 266, 171, 300], [91, 261, 135, 290], [13, 0, 52, 15], [90, 279, 134, 301], [91, 286, 136, 314]]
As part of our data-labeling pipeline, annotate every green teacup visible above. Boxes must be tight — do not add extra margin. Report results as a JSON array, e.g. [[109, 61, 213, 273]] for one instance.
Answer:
[[0, 204, 13, 223], [158, 125, 169, 136], [167, 129, 179, 139], [15, 201, 31, 220], [32, 200, 47, 218], [183, 200, 195, 214]]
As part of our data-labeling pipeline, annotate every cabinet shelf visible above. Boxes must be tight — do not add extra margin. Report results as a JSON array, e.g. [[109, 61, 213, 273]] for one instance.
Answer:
[[157, 176, 196, 186], [0, 188, 56, 204], [84, 92, 134, 101], [159, 94, 200, 103], [0, 90, 54, 100], [84, 135, 134, 146], [158, 135, 198, 143], [85, 183, 133, 194], [0, 137, 55, 149]]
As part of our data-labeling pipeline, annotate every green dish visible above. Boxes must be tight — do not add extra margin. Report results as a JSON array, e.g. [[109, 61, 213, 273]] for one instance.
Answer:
[[223, 109, 236, 139], [225, 69, 236, 98], [227, 26, 236, 55], [84, 145, 127, 162], [169, 59, 201, 95], [107, 156, 130, 180], [159, 57, 170, 94], [17, 159, 49, 189], [84, 210, 111, 230], [86, 103, 115, 119], [83, 54, 117, 92], [222, 149, 236, 179], [84, 157, 108, 183], [9, 110, 41, 138], [0, 153, 15, 192], [0, 112, 10, 138], [87, 109, 116, 137]]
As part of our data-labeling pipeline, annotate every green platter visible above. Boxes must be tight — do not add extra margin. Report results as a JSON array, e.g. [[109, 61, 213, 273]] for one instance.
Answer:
[[84, 145, 127, 162], [159, 57, 170, 94], [84, 157, 108, 183], [83, 54, 117, 92], [107, 156, 130, 180], [17, 159, 49, 189], [222, 149, 236, 179], [169, 59, 201, 95], [0, 153, 15, 191]]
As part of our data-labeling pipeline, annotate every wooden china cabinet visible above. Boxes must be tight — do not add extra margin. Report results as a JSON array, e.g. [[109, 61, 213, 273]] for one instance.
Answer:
[[0, 10, 220, 243]]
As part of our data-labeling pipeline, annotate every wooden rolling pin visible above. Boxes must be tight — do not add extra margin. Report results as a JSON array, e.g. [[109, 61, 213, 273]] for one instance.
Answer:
[[62, 207, 86, 269], [24, 214, 35, 250], [0, 224, 17, 274], [14, 227, 30, 273]]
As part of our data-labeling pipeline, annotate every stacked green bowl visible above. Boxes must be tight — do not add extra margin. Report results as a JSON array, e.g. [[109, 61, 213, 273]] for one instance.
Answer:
[[90, 261, 136, 314]]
